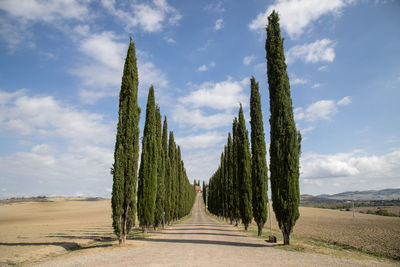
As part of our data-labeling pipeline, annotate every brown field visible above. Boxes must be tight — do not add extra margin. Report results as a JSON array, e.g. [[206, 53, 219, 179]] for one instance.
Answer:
[[267, 206, 400, 259], [0, 198, 127, 265], [1, 199, 399, 265]]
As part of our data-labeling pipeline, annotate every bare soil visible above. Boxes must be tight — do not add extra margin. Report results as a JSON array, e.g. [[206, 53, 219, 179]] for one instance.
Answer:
[[265, 206, 400, 259], [33, 194, 395, 267], [1, 194, 397, 266]]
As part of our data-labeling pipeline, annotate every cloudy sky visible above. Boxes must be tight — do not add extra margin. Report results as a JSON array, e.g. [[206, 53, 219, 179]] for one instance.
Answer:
[[0, 0, 399, 199]]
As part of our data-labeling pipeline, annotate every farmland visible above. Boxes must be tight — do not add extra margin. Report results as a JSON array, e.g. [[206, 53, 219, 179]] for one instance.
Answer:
[[266, 206, 400, 259], [1, 198, 399, 265]]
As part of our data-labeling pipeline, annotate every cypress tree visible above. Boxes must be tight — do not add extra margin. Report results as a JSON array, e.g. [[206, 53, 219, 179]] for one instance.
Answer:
[[162, 117, 172, 224], [202, 180, 207, 205], [266, 11, 300, 245], [237, 104, 253, 230], [250, 76, 268, 236], [231, 118, 241, 226], [153, 105, 165, 229], [177, 146, 184, 219], [168, 131, 176, 222], [226, 133, 234, 223], [111, 37, 141, 245], [137, 86, 158, 233]]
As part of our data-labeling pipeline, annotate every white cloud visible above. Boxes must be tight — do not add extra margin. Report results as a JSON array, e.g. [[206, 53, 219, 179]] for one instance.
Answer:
[[74, 24, 90, 37], [71, 32, 167, 103], [292, 77, 308, 85], [102, 0, 182, 33], [182, 149, 222, 182], [214, 18, 224, 31], [295, 100, 337, 122], [172, 106, 233, 130], [318, 65, 328, 71], [300, 126, 315, 134], [301, 149, 400, 181], [0, 0, 88, 22], [139, 61, 169, 89], [164, 36, 176, 43], [287, 39, 335, 64], [197, 62, 216, 72], [295, 96, 352, 136], [0, 90, 114, 144], [337, 96, 352, 106], [0, 90, 115, 198], [243, 56, 255, 66], [312, 83, 321, 88], [179, 77, 249, 111], [0, 0, 88, 50], [197, 65, 208, 72], [175, 132, 226, 150], [249, 0, 352, 38]]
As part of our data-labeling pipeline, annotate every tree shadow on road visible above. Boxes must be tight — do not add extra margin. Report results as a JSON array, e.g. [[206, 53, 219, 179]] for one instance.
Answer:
[[157, 232, 246, 238], [141, 238, 269, 248], [0, 241, 113, 251], [165, 228, 235, 232]]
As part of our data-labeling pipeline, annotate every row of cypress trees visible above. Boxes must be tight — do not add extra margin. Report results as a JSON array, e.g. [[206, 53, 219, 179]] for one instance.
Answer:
[[207, 77, 268, 235], [206, 11, 300, 245], [111, 37, 196, 245]]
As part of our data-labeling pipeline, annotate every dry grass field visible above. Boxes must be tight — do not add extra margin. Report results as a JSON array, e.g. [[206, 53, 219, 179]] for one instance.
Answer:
[[265, 206, 400, 260], [1, 198, 399, 265], [0, 198, 123, 265]]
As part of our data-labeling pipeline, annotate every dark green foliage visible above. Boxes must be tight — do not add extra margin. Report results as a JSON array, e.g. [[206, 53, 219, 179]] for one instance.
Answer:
[[231, 118, 241, 225], [202, 180, 207, 205], [112, 37, 141, 245], [266, 11, 300, 245], [153, 105, 165, 229], [168, 131, 177, 221], [226, 133, 234, 223], [237, 104, 253, 230], [137, 86, 158, 232], [162, 117, 172, 224], [250, 76, 268, 236]]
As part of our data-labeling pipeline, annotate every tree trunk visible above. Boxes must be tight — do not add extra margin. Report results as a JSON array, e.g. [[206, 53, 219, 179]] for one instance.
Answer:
[[257, 223, 263, 236], [234, 220, 238, 227], [244, 223, 248, 231], [143, 226, 148, 233], [283, 230, 290, 245], [119, 234, 126, 245]]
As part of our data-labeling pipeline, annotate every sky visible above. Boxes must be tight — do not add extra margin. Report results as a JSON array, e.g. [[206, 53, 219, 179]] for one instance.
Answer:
[[0, 0, 399, 199]]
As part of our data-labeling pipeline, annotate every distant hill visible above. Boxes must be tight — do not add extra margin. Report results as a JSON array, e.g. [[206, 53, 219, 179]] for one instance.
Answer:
[[315, 188, 400, 201]]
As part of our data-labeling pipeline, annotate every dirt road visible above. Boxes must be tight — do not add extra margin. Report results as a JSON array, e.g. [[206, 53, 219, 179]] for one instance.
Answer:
[[37, 194, 395, 266]]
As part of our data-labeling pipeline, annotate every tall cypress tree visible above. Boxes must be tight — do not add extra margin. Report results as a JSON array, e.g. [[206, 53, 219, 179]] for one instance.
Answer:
[[137, 86, 158, 233], [266, 11, 300, 245], [153, 105, 165, 229], [162, 117, 171, 224], [111, 37, 141, 245], [168, 131, 176, 222], [237, 104, 253, 230], [250, 76, 268, 236], [226, 133, 234, 223], [231, 118, 241, 226]]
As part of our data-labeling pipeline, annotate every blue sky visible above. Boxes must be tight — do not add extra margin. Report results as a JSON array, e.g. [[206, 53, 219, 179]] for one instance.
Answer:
[[0, 0, 399, 199]]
